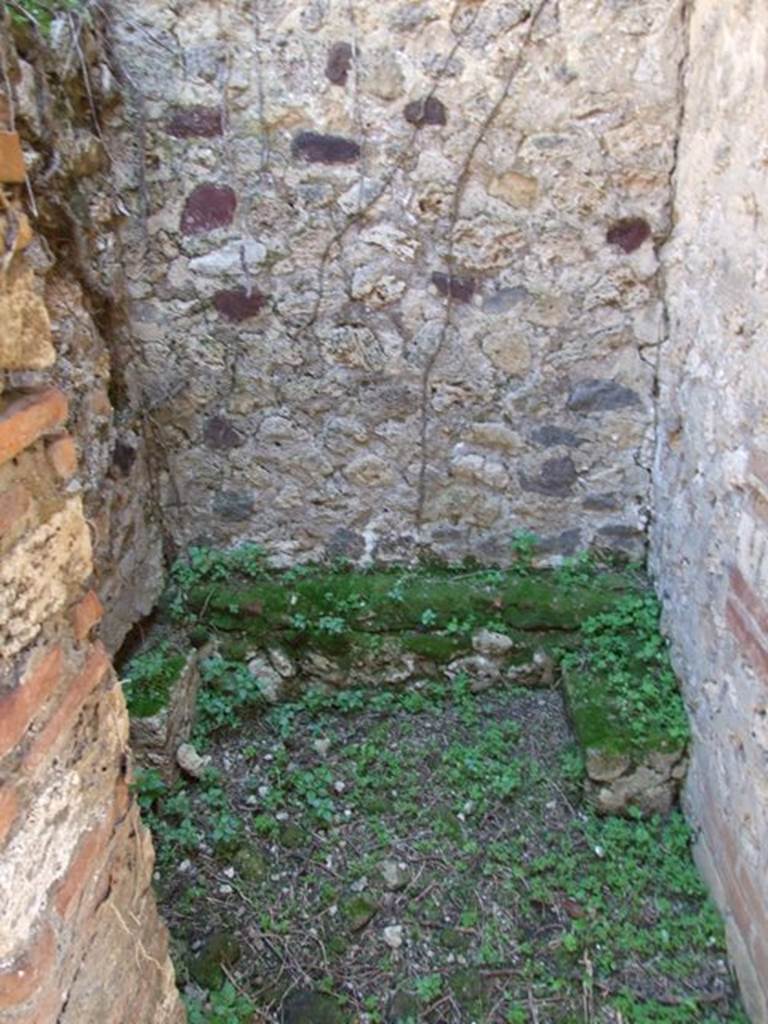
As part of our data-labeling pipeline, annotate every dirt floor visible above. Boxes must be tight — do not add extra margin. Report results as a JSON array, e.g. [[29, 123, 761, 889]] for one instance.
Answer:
[[140, 679, 745, 1024]]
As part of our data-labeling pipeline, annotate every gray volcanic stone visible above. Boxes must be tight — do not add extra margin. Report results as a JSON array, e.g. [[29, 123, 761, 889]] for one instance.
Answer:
[[530, 424, 584, 448], [326, 527, 366, 560], [203, 415, 245, 450], [583, 493, 619, 511], [520, 456, 578, 497], [481, 286, 529, 313], [567, 379, 641, 412], [431, 271, 475, 303], [213, 490, 254, 521]]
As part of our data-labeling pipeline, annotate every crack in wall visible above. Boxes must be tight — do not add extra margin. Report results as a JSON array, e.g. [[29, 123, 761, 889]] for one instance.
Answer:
[[650, 0, 695, 567]]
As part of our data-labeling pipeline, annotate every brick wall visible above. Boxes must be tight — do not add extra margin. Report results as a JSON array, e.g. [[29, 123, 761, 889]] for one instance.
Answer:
[[0, 111, 183, 1024], [0, 12, 166, 654], [654, 1, 768, 1018]]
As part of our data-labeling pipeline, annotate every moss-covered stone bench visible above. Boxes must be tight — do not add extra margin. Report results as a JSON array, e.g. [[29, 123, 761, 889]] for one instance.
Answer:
[[122, 550, 690, 817]]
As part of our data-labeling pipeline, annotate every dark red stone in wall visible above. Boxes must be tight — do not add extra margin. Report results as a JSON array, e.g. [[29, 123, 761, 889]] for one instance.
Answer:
[[212, 287, 267, 322], [606, 217, 651, 253], [166, 106, 224, 138], [431, 271, 475, 303], [180, 184, 237, 235], [404, 96, 447, 127], [291, 131, 360, 164], [326, 42, 353, 85]]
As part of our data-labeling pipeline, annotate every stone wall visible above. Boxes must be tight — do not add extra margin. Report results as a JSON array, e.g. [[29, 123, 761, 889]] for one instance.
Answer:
[[653, 0, 768, 1018], [105, 0, 687, 565], [0, 19, 182, 1024]]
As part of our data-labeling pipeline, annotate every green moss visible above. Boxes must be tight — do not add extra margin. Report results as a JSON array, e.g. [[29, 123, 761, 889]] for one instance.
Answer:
[[448, 968, 489, 1015], [399, 632, 469, 661], [562, 594, 690, 758], [278, 823, 306, 849], [179, 564, 635, 658], [233, 846, 268, 883], [387, 990, 420, 1023], [340, 894, 378, 932], [188, 625, 210, 648], [122, 643, 186, 718], [227, 572, 622, 632], [439, 927, 471, 952], [282, 991, 348, 1024], [160, 554, 689, 767], [218, 636, 252, 661], [189, 930, 241, 990]]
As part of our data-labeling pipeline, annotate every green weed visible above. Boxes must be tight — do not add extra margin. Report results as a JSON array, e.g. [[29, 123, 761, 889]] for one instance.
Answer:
[[122, 642, 185, 718], [195, 656, 266, 743], [562, 593, 690, 755], [10, 0, 83, 32], [185, 983, 255, 1024]]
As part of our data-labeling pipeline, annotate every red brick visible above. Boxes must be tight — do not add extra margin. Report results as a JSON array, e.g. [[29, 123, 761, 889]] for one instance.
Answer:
[[46, 432, 78, 481], [0, 390, 68, 466], [0, 483, 32, 536], [70, 590, 104, 643], [0, 923, 56, 1011], [24, 643, 111, 771], [0, 646, 64, 759], [726, 598, 768, 680], [697, 777, 768, 934], [695, 784, 768, 1009], [4, 982, 63, 1023], [53, 818, 113, 919], [0, 131, 25, 183], [730, 566, 768, 638], [0, 784, 19, 846], [54, 778, 132, 925]]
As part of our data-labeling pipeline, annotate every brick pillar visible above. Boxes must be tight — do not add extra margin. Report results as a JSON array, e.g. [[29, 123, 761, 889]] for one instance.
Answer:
[[0, 149, 184, 1022]]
